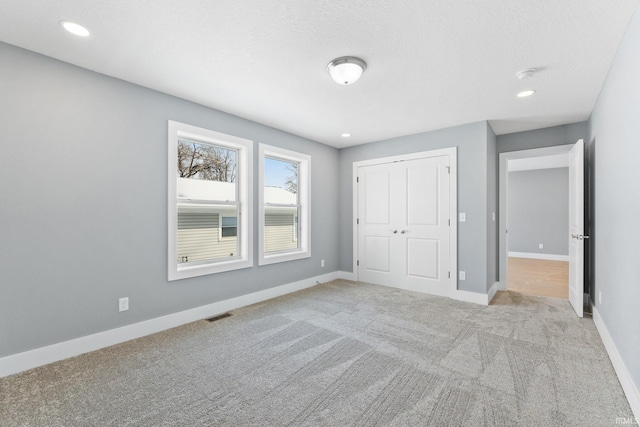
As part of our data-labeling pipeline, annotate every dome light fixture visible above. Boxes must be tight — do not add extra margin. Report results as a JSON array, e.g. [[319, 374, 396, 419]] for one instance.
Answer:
[[327, 56, 367, 85], [341, 133, 351, 138], [60, 20, 90, 37]]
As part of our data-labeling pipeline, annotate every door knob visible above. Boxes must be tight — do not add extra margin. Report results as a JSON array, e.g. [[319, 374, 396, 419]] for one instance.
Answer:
[[393, 230, 398, 234], [400, 230, 407, 234]]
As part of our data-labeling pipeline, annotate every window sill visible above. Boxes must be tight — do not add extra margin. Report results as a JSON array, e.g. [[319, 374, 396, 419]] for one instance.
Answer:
[[259, 250, 310, 266], [169, 258, 252, 281]]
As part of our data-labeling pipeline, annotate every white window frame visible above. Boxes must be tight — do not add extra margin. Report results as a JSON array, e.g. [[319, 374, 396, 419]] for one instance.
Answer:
[[168, 120, 253, 281], [259, 144, 310, 265]]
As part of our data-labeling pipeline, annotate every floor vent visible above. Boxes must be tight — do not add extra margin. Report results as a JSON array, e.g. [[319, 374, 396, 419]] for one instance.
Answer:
[[206, 313, 232, 322]]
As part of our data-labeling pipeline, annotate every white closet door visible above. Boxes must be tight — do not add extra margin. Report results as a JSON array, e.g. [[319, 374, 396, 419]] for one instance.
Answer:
[[357, 163, 397, 285], [358, 155, 450, 296], [401, 156, 450, 295]]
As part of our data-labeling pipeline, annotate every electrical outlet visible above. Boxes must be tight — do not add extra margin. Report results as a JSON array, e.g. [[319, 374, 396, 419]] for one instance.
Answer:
[[539, 243, 544, 249], [459, 271, 466, 280], [492, 212, 496, 221], [321, 259, 325, 268], [119, 297, 129, 312], [459, 213, 466, 222]]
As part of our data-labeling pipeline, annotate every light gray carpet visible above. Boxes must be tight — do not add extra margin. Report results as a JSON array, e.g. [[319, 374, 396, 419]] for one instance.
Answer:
[[0, 280, 633, 426]]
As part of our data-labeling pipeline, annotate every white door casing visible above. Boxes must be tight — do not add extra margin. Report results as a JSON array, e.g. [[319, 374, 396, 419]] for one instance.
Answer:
[[568, 139, 585, 317], [355, 149, 455, 297]]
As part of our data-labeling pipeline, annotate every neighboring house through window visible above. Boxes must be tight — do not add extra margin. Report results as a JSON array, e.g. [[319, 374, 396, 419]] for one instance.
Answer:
[[259, 144, 310, 265]]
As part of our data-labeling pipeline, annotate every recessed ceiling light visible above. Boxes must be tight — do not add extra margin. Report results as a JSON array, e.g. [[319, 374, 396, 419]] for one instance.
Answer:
[[341, 133, 351, 138], [60, 21, 90, 37], [517, 89, 536, 98]]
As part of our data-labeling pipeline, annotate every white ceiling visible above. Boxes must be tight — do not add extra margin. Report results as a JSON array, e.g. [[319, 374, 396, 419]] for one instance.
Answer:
[[0, 0, 637, 148]]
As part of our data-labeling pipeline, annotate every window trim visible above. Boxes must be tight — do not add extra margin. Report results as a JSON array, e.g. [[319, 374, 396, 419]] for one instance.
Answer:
[[168, 120, 253, 281], [258, 144, 310, 265]]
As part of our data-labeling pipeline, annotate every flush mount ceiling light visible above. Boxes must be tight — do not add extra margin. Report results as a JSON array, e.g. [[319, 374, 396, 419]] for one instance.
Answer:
[[59, 20, 90, 37], [341, 133, 351, 138], [517, 89, 536, 98], [516, 68, 536, 80], [327, 57, 367, 85]]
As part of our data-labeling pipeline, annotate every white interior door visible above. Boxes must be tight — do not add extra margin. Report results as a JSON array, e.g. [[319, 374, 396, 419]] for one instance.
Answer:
[[358, 164, 396, 285], [358, 155, 450, 296], [568, 139, 585, 317]]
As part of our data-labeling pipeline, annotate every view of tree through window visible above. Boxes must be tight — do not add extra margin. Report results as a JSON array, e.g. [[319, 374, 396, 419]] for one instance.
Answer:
[[177, 140, 239, 264], [264, 157, 299, 253], [177, 141, 236, 182]]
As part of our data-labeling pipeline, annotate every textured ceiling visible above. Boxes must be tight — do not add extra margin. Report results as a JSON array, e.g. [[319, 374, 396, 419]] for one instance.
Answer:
[[0, 0, 637, 148]]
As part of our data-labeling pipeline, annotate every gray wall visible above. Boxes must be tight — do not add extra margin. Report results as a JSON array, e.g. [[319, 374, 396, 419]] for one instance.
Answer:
[[497, 122, 588, 154], [0, 42, 339, 358], [588, 3, 640, 395], [507, 168, 569, 255], [339, 121, 491, 294]]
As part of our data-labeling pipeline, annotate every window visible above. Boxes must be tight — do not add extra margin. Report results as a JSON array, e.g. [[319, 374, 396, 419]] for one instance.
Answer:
[[259, 144, 310, 265], [168, 121, 253, 280], [220, 216, 237, 238]]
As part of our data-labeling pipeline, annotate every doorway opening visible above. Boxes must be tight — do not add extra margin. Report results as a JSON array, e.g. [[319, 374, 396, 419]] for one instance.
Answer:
[[499, 142, 586, 317], [506, 154, 569, 299]]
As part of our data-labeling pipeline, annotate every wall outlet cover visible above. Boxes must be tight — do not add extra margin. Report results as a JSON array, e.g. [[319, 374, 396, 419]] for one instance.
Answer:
[[119, 297, 129, 312], [459, 271, 466, 280]]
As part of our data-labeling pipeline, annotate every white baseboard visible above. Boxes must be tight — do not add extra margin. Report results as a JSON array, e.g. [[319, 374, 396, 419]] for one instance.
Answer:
[[451, 289, 489, 305], [451, 282, 499, 306], [508, 251, 569, 262], [0, 271, 345, 379], [593, 307, 640, 419], [337, 270, 357, 281], [487, 281, 500, 304]]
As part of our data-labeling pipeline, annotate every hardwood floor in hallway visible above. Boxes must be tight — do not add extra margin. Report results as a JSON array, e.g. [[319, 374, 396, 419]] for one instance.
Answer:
[[507, 257, 569, 299]]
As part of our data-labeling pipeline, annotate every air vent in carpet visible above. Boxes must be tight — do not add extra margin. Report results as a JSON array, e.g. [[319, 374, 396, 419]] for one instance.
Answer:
[[205, 313, 232, 322]]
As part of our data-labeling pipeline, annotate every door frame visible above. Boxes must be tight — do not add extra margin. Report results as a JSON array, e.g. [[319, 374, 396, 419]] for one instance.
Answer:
[[498, 143, 574, 292], [352, 147, 458, 297]]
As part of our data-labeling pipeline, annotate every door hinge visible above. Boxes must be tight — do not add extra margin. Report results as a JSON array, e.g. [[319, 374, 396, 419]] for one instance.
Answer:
[[448, 271, 450, 278], [357, 218, 359, 224], [445, 166, 450, 174], [357, 260, 360, 266], [357, 177, 359, 183], [448, 219, 450, 226]]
